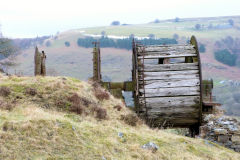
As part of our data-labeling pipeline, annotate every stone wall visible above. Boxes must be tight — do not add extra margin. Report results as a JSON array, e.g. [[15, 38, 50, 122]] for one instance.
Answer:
[[200, 114, 240, 152]]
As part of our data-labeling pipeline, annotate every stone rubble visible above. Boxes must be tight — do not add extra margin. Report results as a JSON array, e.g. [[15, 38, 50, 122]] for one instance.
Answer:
[[200, 114, 240, 152], [142, 142, 159, 153]]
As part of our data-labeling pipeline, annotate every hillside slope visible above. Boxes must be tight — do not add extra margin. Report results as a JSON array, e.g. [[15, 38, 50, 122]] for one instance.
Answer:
[[0, 74, 239, 160]]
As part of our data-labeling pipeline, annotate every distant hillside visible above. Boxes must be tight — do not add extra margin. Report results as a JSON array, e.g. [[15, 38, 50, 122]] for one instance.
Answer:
[[0, 74, 239, 159], [8, 15, 240, 116]]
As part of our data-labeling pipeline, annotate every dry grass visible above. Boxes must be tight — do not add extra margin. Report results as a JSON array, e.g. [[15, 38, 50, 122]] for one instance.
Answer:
[[93, 84, 110, 101], [0, 73, 239, 160], [121, 113, 140, 126], [114, 105, 123, 111], [25, 87, 37, 96], [0, 86, 11, 97]]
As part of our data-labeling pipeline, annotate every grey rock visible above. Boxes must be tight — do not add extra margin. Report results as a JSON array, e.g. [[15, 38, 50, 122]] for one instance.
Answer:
[[142, 142, 159, 152], [118, 132, 124, 138]]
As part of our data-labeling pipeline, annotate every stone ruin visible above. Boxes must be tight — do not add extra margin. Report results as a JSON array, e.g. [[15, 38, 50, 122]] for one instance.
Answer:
[[200, 114, 240, 152]]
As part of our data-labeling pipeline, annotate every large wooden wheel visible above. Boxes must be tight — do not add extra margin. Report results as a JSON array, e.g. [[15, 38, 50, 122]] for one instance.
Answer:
[[132, 36, 202, 129]]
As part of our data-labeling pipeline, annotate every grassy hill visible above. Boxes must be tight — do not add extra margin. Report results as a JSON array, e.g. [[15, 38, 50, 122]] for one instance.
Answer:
[[7, 15, 240, 115], [0, 74, 240, 159]]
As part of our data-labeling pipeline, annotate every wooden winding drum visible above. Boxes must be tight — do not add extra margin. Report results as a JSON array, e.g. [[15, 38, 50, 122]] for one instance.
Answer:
[[132, 36, 202, 128]]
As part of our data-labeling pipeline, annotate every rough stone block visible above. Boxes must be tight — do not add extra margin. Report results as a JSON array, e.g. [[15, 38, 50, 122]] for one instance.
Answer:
[[214, 128, 227, 135], [217, 135, 230, 143], [232, 135, 240, 144]]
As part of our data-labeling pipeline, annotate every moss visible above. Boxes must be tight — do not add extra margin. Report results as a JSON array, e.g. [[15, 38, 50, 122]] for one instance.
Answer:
[[64, 114, 82, 122], [186, 144, 205, 157], [10, 77, 24, 82], [69, 77, 81, 83], [11, 84, 25, 93]]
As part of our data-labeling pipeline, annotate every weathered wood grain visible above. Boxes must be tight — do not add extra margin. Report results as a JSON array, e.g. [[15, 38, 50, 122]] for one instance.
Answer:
[[138, 52, 196, 59], [139, 96, 200, 108], [139, 63, 199, 72], [139, 86, 200, 97], [149, 117, 199, 127], [140, 45, 195, 52], [139, 78, 200, 89], [137, 49, 196, 56], [139, 70, 199, 80]]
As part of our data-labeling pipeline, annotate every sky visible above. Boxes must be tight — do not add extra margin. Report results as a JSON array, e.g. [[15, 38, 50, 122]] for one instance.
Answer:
[[0, 0, 240, 38]]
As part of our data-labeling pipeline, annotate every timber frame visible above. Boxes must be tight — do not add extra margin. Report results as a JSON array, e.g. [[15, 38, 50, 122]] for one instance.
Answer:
[[91, 36, 220, 136]]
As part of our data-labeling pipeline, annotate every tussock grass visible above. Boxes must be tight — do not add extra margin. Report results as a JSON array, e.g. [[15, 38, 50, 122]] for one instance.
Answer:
[[0, 74, 239, 160]]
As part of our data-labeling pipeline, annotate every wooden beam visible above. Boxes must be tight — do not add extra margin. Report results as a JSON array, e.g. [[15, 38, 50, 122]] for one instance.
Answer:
[[139, 96, 200, 108], [141, 45, 195, 52], [139, 63, 199, 72], [139, 78, 200, 89], [137, 49, 196, 56], [138, 53, 196, 59], [139, 70, 199, 80], [139, 86, 200, 98]]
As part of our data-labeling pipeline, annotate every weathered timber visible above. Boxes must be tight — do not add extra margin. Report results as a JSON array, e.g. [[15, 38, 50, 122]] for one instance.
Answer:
[[92, 42, 101, 82], [139, 63, 199, 72], [41, 51, 46, 76], [139, 70, 199, 80], [139, 86, 200, 98], [142, 108, 199, 117], [141, 45, 195, 52], [149, 117, 199, 127], [139, 96, 200, 108], [137, 49, 196, 56], [34, 47, 46, 76], [139, 78, 200, 89], [138, 52, 197, 59]]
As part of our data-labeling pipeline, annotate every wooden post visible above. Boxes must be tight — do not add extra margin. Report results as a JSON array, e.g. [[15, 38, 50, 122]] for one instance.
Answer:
[[34, 46, 46, 76], [92, 42, 101, 82], [41, 51, 46, 76]]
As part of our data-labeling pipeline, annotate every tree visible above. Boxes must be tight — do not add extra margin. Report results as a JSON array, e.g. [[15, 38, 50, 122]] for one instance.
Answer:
[[175, 17, 180, 22], [173, 33, 179, 40], [199, 44, 206, 53], [101, 31, 106, 38], [228, 19, 234, 26], [0, 38, 18, 73], [154, 19, 160, 23], [111, 21, 120, 26], [195, 24, 201, 30], [208, 24, 213, 29], [129, 34, 135, 39], [64, 41, 70, 47], [148, 34, 155, 39], [214, 49, 237, 66], [45, 40, 51, 47]]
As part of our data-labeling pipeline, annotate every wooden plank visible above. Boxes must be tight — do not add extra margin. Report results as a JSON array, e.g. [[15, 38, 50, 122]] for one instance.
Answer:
[[139, 70, 199, 80], [147, 106, 199, 115], [139, 96, 200, 108], [138, 52, 196, 59], [139, 63, 199, 72], [140, 45, 195, 52], [148, 117, 199, 127], [139, 78, 200, 89], [139, 86, 200, 98], [138, 49, 196, 56]]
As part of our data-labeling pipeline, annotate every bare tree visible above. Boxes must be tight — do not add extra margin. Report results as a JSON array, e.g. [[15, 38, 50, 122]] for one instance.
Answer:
[[0, 38, 18, 73]]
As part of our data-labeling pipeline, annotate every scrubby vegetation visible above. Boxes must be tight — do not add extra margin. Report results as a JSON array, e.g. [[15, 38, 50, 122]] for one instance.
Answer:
[[0, 74, 239, 159], [77, 37, 177, 50], [214, 36, 240, 66], [199, 43, 206, 53], [64, 41, 70, 47], [214, 49, 237, 66]]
